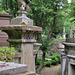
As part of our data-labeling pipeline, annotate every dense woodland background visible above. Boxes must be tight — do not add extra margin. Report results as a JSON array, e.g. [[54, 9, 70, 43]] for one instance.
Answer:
[[0, 0, 75, 72]]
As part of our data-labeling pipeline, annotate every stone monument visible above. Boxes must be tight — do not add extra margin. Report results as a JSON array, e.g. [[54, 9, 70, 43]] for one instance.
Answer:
[[0, 0, 42, 75], [70, 26, 73, 38], [61, 27, 75, 75], [63, 25, 66, 39]]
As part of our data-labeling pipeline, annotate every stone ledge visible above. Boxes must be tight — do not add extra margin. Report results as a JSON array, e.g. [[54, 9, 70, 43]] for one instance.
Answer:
[[7, 39, 36, 43], [67, 55, 75, 59], [0, 61, 28, 75], [0, 25, 42, 32], [62, 42, 75, 46]]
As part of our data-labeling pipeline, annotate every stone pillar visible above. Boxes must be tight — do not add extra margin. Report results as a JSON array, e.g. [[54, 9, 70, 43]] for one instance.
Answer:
[[7, 30, 37, 72], [11, 11, 35, 72], [70, 26, 73, 38], [60, 50, 67, 75], [74, 34, 75, 38], [63, 25, 66, 39], [20, 31, 36, 72], [21, 43, 35, 72], [67, 55, 75, 75]]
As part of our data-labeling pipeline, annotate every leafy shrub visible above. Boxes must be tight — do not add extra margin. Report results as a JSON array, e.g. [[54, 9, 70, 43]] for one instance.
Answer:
[[44, 61, 51, 67], [51, 60, 57, 65], [0, 46, 15, 62], [36, 55, 61, 69], [36, 58, 42, 69], [50, 56, 56, 60], [46, 56, 56, 60], [55, 55, 61, 63], [36, 58, 42, 65], [46, 55, 61, 65], [37, 72, 41, 75]]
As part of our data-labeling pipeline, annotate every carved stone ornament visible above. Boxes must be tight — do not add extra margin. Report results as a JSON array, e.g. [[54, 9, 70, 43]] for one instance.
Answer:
[[17, 0, 31, 11]]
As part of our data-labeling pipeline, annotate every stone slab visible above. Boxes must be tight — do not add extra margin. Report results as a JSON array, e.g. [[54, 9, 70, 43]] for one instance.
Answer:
[[0, 61, 28, 75], [62, 42, 75, 46], [67, 55, 75, 59], [0, 25, 42, 32]]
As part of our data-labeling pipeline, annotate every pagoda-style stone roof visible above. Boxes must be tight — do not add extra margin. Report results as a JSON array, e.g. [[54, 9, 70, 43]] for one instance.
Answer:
[[0, 25, 42, 32]]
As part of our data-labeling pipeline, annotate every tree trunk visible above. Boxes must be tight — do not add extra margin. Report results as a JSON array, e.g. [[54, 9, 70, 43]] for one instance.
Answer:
[[35, 54, 37, 64], [36, 52, 46, 73], [6, 0, 7, 9], [10, 0, 13, 10]]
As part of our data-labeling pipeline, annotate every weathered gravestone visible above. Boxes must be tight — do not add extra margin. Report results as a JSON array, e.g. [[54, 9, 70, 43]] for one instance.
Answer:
[[0, 0, 42, 75]]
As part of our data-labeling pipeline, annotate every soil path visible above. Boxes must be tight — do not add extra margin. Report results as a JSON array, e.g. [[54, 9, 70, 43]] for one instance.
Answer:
[[41, 64, 61, 75]]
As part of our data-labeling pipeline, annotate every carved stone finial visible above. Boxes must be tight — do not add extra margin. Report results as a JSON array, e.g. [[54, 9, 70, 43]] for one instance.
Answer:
[[17, 0, 31, 11], [11, 0, 33, 25]]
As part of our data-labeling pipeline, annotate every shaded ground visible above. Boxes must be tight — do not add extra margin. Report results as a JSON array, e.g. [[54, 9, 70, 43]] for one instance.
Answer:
[[41, 64, 61, 75]]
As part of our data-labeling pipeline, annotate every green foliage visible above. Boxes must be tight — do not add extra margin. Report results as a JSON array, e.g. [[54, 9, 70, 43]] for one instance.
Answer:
[[51, 60, 57, 65], [37, 72, 41, 75], [59, 0, 75, 37], [56, 34, 63, 40], [36, 55, 61, 67], [0, 46, 15, 62], [44, 61, 51, 67], [0, 0, 18, 16], [0, 0, 65, 54], [46, 55, 61, 64], [55, 55, 61, 63], [0, 10, 8, 14], [36, 58, 42, 65]]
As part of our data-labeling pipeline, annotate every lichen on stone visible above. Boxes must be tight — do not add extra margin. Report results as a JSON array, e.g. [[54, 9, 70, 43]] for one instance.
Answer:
[[0, 10, 9, 14], [20, 22, 29, 26]]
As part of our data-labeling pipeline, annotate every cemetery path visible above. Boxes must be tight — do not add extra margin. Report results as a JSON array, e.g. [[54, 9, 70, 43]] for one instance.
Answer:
[[41, 64, 61, 75]]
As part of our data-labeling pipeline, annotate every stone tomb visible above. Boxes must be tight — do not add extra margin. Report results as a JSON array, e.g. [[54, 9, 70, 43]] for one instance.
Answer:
[[61, 38, 75, 75]]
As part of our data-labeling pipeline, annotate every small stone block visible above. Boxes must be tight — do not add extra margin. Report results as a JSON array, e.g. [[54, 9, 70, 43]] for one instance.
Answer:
[[0, 61, 28, 75]]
